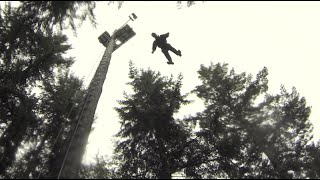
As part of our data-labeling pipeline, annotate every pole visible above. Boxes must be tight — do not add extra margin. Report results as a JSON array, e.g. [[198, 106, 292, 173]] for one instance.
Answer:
[[58, 33, 116, 179]]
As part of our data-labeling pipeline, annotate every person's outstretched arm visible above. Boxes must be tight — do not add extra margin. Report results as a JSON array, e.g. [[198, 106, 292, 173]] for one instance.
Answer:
[[163, 32, 169, 38]]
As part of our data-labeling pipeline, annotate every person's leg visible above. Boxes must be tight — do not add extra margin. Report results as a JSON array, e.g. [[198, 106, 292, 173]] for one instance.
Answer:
[[162, 49, 174, 64], [167, 44, 181, 56]]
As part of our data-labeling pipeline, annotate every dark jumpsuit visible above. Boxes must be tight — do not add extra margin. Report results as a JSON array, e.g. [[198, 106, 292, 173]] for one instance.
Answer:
[[152, 33, 180, 63]]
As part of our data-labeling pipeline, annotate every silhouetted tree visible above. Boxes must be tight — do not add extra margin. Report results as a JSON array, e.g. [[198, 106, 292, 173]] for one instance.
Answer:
[[79, 155, 117, 179], [190, 62, 316, 178], [19, 1, 96, 33], [303, 141, 320, 178], [0, 3, 73, 176], [113, 61, 192, 179], [17, 1, 201, 33], [258, 85, 314, 178], [4, 71, 86, 178]]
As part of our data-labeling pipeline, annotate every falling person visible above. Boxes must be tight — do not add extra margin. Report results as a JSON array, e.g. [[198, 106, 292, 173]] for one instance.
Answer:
[[151, 32, 182, 65]]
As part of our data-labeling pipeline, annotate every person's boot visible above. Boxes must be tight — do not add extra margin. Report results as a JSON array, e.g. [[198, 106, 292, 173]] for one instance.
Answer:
[[167, 61, 174, 65], [177, 50, 182, 57]]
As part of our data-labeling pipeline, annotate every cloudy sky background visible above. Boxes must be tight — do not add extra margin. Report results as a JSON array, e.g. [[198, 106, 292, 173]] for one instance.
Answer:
[[61, 1, 320, 164]]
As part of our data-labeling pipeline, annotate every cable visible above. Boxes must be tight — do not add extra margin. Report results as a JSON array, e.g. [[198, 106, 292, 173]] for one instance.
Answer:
[[57, 89, 90, 179], [57, 49, 105, 179], [35, 50, 104, 179]]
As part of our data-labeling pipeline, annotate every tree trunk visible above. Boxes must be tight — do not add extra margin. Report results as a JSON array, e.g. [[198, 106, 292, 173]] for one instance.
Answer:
[[156, 131, 171, 179], [246, 124, 281, 177], [59, 37, 115, 179]]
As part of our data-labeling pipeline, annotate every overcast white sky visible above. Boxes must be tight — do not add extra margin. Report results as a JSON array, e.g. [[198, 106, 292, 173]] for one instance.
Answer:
[[63, 1, 320, 164]]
